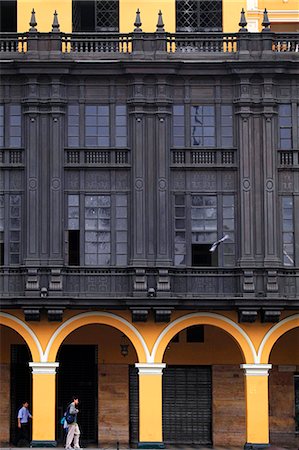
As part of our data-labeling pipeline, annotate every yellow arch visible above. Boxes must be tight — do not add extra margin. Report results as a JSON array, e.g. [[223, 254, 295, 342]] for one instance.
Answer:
[[258, 314, 299, 363], [45, 311, 150, 362], [0, 312, 43, 362], [151, 312, 257, 364]]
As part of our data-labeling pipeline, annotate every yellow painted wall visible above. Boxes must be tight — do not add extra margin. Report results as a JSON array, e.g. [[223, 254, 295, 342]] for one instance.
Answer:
[[0, 326, 29, 363], [223, 0, 243, 33], [15, 0, 299, 34], [269, 328, 299, 364], [63, 324, 138, 364], [164, 326, 243, 364], [18, 0, 72, 33], [244, 375, 270, 443], [119, 0, 175, 32]]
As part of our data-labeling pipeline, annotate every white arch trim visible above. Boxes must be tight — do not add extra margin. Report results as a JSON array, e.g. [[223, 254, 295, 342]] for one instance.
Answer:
[[43, 311, 151, 362], [257, 313, 299, 363], [0, 311, 43, 361], [150, 312, 258, 363]]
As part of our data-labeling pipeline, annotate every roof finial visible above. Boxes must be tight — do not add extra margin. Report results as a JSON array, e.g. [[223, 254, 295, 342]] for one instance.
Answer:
[[262, 8, 271, 31], [134, 9, 142, 32], [239, 8, 248, 32], [156, 10, 165, 32], [29, 8, 37, 32], [52, 10, 60, 32]]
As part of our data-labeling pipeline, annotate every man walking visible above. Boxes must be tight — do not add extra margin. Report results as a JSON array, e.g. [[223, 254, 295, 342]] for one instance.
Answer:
[[17, 401, 32, 446], [65, 396, 81, 450]]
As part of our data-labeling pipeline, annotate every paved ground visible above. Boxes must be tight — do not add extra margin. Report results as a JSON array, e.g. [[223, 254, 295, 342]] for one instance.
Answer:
[[0, 445, 299, 450]]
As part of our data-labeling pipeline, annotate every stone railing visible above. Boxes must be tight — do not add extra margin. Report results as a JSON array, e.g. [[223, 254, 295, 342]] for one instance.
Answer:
[[64, 148, 130, 167], [171, 148, 237, 167], [0, 31, 298, 58], [61, 32, 132, 53], [1, 266, 298, 299], [166, 32, 238, 53]]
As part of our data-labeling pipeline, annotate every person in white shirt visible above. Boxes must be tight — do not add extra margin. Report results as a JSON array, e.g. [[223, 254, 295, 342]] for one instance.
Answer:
[[17, 401, 32, 446]]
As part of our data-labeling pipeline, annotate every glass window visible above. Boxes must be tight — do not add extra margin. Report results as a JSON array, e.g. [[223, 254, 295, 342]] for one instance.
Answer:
[[278, 104, 292, 150], [9, 105, 21, 148], [173, 105, 185, 147], [176, 0, 222, 32], [174, 194, 186, 266], [115, 105, 127, 147], [68, 105, 79, 147], [67, 193, 127, 266], [85, 105, 110, 147], [174, 194, 235, 267], [282, 196, 294, 266], [191, 106, 215, 147], [222, 195, 235, 266], [0, 105, 4, 148], [221, 105, 233, 147]]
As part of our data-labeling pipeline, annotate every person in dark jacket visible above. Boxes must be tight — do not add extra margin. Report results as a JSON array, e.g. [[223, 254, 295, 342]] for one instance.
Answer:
[[65, 396, 81, 450]]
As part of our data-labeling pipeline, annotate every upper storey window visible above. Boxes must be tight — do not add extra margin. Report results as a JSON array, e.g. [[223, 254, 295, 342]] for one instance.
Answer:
[[278, 104, 293, 150], [172, 104, 233, 148], [176, 0, 222, 32], [0, 105, 22, 148], [67, 104, 127, 148], [72, 0, 119, 32]]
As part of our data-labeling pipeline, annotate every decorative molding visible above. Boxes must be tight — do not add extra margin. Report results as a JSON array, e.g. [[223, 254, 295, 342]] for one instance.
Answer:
[[131, 309, 149, 322], [23, 308, 40, 322], [238, 310, 258, 323], [240, 363, 272, 376], [154, 309, 173, 323], [135, 363, 166, 375], [29, 362, 59, 374]]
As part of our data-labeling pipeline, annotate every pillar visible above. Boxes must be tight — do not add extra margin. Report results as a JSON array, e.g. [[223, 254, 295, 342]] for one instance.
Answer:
[[135, 363, 166, 449], [241, 364, 272, 449], [29, 362, 59, 447]]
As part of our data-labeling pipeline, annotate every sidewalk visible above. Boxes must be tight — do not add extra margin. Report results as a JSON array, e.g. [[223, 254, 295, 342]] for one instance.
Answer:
[[2, 446, 298, 450]]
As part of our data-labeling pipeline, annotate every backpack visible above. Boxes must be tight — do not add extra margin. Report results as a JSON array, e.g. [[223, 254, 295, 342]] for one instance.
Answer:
[[65, 404, 75, 424]]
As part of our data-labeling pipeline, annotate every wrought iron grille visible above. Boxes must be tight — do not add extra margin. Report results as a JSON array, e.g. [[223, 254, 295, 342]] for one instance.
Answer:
[[176, 0, 222, 32], [96, 0, 119, 31]]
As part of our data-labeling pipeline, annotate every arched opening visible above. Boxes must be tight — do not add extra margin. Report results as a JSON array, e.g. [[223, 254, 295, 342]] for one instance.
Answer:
[[161, 324, 245, 447], [269, 327, 299, 447], [0, 325, 32, 447], [56, 324, 138, 447]]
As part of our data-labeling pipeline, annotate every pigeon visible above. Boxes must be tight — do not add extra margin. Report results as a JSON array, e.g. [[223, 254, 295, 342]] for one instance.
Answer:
[[209, 235, 229, 253], [283, 250, 294, 265]]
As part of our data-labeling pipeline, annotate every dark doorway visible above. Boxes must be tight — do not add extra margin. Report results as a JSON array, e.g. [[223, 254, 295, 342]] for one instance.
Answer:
[[192, 243, 218, 266], [129, 365, 139, 445], [129, 365, 212, 446], [57, 345, 98, 446], [10, 345, 32, 446], [163, 366, 212, 445]]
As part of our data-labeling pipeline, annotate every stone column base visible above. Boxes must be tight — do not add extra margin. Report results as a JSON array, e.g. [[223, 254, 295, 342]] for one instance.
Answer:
[[138, 442, 165, 449], [30, 440, 57, 447], [244, 444, 271, 450]]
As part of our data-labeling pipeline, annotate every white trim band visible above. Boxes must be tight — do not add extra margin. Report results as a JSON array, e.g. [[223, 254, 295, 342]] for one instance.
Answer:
[[135, 363, 166, 375], [241, 364, 272, 376], [29, 362, 59, 374]]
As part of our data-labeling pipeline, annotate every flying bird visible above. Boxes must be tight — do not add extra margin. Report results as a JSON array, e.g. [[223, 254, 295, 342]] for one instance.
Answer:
[[283, 250, 294, 265], [209, 235, 229, 253]]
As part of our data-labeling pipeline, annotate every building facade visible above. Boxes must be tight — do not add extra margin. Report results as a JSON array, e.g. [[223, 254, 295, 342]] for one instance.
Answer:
[[0, 4, 299, 450]]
